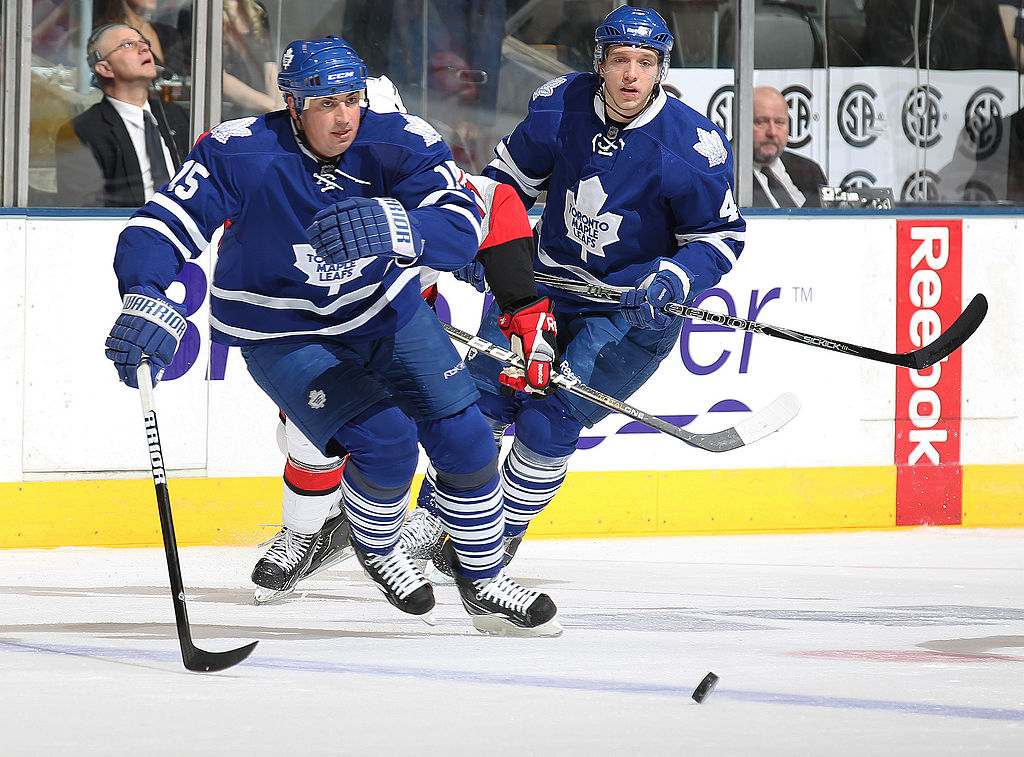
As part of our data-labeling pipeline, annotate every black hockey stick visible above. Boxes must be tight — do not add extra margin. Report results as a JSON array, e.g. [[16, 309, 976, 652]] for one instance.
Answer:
[[442, 322, 799, 452], [533, 271, 988, 370], [137, 361, 257, 672]]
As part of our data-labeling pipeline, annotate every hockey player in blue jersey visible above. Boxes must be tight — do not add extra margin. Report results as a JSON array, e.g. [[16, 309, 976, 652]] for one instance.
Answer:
[[245, 76, 558, 604], [412, 7, 747, 566], [103, 36, 560, 636]]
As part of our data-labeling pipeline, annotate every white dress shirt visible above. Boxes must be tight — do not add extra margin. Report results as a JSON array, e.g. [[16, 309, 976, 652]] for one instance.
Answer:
[[105, 96, 174, 200], [754, 156, 807, 208]]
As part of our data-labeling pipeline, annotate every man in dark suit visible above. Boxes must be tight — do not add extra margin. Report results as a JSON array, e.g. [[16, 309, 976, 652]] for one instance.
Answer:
[[750, 86, 827, 208], [55, 23, 189, 207]]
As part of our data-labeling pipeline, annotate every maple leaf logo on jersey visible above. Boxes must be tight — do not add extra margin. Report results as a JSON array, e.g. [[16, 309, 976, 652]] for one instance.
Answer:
[[402, 114, 442, 146], [532, 76, 567, 101], [210, 117, 258, 144], [564, 177, 621, 262], [693, 128, 727, 167], [293, 244, 375, 296]]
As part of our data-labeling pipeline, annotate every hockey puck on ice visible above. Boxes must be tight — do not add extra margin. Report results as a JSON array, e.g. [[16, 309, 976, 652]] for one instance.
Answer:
[[691, 672, 719, 703]]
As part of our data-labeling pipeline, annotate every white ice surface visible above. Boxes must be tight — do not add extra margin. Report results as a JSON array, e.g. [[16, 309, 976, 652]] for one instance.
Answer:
[[1, 529, 1022, 756]]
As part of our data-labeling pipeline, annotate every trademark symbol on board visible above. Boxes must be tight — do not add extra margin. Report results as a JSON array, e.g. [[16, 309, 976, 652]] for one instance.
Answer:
[[792, 286, 813, 303]]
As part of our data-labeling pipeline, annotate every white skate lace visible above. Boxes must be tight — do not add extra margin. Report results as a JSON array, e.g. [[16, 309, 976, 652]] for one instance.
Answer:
[[260, 528, 317, 570], [474, 572, 538, 613], [366, 546, 427, 599], [398, 508, 445, 558]]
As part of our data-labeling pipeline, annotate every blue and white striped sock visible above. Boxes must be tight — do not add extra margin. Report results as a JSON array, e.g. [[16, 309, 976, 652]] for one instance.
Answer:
[[342, 468, 409, 555], [501, 439, 570, 538], [433, 475, 505, 579]]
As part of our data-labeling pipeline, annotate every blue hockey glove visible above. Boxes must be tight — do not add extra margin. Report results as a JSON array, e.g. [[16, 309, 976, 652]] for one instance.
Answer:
[[453, 260, 488, 293], [306, 196, 423, 266], [104, 285, 187, 388], [620, 260, 689, 330]]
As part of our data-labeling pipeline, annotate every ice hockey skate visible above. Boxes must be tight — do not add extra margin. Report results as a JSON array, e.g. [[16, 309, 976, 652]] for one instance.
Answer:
[[251, 526, 318, 605], [301, 510, 354, 579], [398, 507, 447, 573], [353, 541, 436, 624], [442, 541, 562, 637]]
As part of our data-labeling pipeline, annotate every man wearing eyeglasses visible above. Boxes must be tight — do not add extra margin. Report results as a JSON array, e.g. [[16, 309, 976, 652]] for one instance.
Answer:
[[54, 23, 189, 207], [751, 85, 827, 209]]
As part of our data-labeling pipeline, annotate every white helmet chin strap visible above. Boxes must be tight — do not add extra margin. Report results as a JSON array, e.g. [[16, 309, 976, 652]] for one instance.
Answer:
[[599, 80, 657, 123]]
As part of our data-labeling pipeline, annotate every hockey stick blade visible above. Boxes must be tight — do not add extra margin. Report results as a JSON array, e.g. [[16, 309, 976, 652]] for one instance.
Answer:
[[533, 272, 988, 370], [899, 293, 988, 370], [182, 639, 258, 673], [138, 361, 258, 672], [442, 322, 799, 452]]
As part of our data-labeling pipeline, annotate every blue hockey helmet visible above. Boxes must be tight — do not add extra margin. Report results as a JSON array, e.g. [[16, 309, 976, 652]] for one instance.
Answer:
[[593, 6, 674, 81], [277, 36, 368, 114]]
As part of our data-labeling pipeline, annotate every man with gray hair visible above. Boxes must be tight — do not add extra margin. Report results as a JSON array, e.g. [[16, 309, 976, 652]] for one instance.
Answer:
[[751, 85, 826, 208], [55, 23, 189, 207]]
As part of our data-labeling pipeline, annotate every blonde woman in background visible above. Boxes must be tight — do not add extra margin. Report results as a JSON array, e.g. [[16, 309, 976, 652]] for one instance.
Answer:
[[222, 0, 280, 118]]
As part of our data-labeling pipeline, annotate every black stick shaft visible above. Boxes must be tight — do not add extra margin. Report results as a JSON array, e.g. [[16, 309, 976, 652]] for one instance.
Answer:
[[533, 273, 988, 370], [137, 361, 257, 672]]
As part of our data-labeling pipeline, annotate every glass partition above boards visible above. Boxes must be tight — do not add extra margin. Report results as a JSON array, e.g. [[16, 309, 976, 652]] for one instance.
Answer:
[[17, 0, 1024, 209]]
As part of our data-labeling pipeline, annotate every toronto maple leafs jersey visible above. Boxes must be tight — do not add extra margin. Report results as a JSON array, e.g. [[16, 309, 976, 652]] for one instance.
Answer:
[[483, 72, 745, 309], [113, 109, 481, 345]]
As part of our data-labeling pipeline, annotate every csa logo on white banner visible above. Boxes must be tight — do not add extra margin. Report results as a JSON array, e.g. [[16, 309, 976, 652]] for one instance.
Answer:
[[826, 68, 1017, 203], [666, 67, 1017, 203]]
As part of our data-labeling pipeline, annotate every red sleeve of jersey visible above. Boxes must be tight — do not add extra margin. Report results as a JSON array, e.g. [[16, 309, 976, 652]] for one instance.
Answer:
[[480, 182, 534, 251]]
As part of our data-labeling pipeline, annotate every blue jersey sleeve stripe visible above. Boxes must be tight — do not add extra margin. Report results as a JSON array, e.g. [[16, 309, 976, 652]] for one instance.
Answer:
[[151, 193, 213, 252], [676, 230, 746, 246], [415, 185, 482, 221], [124, 217, 195, 259], [432, 203, 484, 245], [415, 185, 475, 206], [490, 143, 546, 197], [687, 236, 739, 268]]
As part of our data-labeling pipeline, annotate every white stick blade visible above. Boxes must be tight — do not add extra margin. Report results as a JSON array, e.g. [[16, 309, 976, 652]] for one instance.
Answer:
[[734, 392, 801, 445]]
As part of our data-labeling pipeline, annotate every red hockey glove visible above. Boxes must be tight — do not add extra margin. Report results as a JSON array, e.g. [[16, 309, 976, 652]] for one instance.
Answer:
[[497, 298, 558, 396]]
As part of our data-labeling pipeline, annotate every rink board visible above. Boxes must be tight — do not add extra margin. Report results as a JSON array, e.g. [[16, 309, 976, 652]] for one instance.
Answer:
[[0, 210, 1021, 547], [1, 464, 1021, 548]]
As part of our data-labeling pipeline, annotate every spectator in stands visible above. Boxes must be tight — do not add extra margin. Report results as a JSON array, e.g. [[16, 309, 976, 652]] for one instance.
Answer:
[[94, 0, 188, 76], [32, 0, 76, 66], [860, 0, 1013, 70], [750, 86, 827, 209], [53, 23, 189, 207], [173, 0, 279, 119], [998, 0, 1024, 69], [426, 49, 487, 169], [221, 0, 280, 119]]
